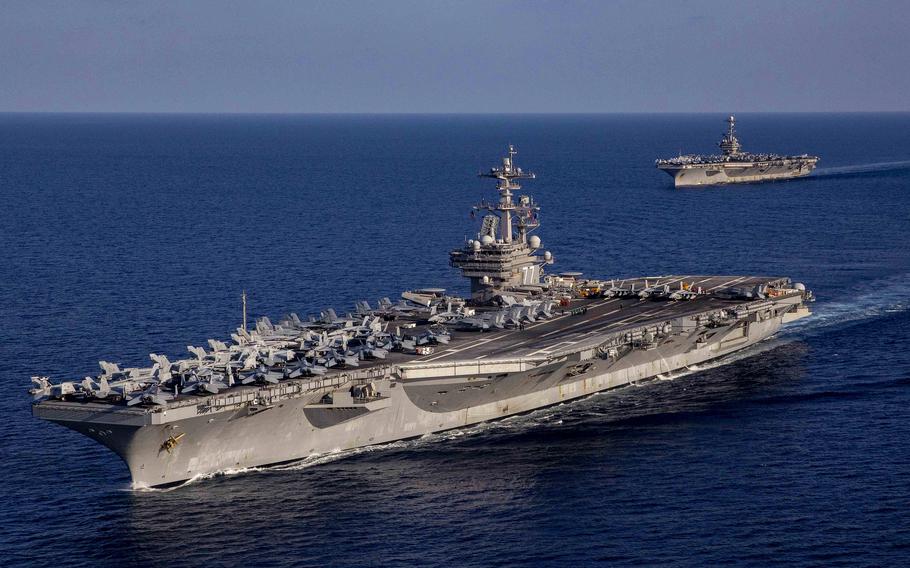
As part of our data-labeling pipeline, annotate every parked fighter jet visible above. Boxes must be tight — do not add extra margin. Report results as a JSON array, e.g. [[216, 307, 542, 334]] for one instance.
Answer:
[[637, 280, 665, 299], [602, 280, 638, 298], [715, 284, 766, 300], [127, 383, 173, 406], [181, 367, 230, 394], [427, 301, 465, 323], [80, 377, 111, 399], [241, 366, 283, 386], [29, 376, 73, 400], [455, 311, 506, 331], [668, 281, 700, 301]]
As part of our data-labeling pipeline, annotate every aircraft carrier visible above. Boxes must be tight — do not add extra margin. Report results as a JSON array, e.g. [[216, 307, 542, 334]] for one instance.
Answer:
[[656, 115, 819, 186], [30, 146, 814, 488]]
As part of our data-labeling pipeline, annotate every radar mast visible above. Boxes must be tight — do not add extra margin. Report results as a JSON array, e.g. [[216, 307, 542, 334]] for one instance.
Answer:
[[450, 146, 553, 302], [718, 114, 743, 156], [477, 144, 535, 243]]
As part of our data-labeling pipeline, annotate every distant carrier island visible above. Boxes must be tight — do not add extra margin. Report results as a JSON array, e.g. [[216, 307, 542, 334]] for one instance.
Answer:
[[656, 115, 819, 187]]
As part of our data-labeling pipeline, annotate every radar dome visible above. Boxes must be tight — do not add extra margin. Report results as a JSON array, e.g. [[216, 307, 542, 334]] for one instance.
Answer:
[[480, 235, 494, 246], [472, 240, 481, 252], [544, 251, 552, 261], [794, 282, 806, 291], [528, 235, 541, 249]]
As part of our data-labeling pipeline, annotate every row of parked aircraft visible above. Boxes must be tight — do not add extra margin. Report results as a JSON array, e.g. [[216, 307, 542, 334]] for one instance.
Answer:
[[29, 288, 555, 406], [594, 279, 702, 301]]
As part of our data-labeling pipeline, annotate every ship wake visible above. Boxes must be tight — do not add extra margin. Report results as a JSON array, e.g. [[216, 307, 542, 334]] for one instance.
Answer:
[[780, 272, 910, 339], [129, 442, 418, 491], [812, 159, 910, 178]]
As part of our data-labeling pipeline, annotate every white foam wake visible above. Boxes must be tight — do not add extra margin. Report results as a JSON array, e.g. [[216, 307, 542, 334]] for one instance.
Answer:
[[780, 273, 910, 339], [129, 466, 269, 492], [813, 160, 910, 177]]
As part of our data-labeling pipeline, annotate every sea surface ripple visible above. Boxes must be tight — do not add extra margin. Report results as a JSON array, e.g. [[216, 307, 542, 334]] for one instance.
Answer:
[[2, 113, 910, 567]]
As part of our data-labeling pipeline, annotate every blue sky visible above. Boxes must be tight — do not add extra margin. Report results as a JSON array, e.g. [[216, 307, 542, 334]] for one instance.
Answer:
[[2, 0, 908, 112]]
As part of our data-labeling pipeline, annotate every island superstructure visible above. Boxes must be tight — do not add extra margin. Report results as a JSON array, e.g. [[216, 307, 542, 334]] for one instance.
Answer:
[[656, 115, 819, 186], [31, 146, 814, 488], [449, 145, 553, 302]]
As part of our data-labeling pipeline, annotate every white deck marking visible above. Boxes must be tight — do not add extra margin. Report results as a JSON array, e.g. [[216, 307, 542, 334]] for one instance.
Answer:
[[423, 335, 503, 361], [540, 307, 621, 337], [708, 276, 749, 291], [526, 339, 580, 357], [422, 298, 616, 362], [606, 303, 680, 328], [499, 338, 533, 349], [656, 275, 692, 288]]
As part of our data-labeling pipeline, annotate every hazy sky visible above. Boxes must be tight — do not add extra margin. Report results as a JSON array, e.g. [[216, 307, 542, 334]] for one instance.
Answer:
[[2, 0, 908, 113]]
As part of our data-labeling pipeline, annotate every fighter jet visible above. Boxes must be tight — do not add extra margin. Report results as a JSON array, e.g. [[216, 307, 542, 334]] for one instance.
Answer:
[[455, 311, 506, 331], [80, 377, 111, 399], [127, 383, 173, 406], [715, 284, 767, 300], [602, 280, 637, 298], [668, 281, 700, 301]]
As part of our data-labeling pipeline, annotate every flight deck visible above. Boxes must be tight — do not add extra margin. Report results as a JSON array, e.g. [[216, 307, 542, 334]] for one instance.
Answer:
[[423, 275, 784, 363]]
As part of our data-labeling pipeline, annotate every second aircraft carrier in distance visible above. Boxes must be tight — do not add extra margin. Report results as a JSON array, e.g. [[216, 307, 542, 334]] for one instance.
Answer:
[[656, 115, 819, 187], [30, 146, 814, 488]]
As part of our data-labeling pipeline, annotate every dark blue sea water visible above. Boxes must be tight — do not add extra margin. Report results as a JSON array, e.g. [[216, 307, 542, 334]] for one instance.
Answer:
[[2, 113, 910, 567]]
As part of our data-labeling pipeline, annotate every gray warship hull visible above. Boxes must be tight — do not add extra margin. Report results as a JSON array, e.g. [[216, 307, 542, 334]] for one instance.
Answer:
[[655, 115, 819, 187], [34, 275, 809, 488], [657, 157, 818, 187]]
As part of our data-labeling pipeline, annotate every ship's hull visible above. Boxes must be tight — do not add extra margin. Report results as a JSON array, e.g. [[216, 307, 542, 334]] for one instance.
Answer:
[[658, 158, 818, 187], [36, 302, 807, 488]]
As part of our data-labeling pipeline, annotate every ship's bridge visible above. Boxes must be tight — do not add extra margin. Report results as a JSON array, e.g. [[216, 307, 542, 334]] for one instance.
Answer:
[[449, 146, 553, 302]]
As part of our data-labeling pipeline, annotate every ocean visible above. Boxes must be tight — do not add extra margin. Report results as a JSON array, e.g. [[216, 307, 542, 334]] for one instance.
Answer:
[[1, 113, 909, 567]]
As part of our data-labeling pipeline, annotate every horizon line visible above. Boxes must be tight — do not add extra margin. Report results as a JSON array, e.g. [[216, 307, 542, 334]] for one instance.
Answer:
[[1, 110, 909, 117]]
